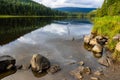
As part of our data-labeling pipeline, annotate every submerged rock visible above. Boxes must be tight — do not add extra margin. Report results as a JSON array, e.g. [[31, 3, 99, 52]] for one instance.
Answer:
[[79, 61, 84, 66], [91, 77, 99, 80], [84, 67, 91, 75], [0, 55, 16, 72], [94, 70, 103, 76], [98, 57, 109, 67], [94, 53, 102, 58], [70, 68, 83, 80], [47, 64, 61, 74], [30, 54, 50, 73]]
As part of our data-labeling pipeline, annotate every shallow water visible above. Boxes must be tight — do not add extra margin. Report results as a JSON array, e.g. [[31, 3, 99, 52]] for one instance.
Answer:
[[0, 18, 102, 80]]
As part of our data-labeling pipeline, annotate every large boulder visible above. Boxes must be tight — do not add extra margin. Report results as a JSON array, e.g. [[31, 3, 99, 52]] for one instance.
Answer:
[[92, 44, 103, 53], [30, 54, 50, 73], [84, 34, 94, 44], [0, 55, 16, 72]]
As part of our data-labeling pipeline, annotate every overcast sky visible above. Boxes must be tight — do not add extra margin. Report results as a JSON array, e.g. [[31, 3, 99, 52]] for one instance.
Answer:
[[33, 0, 104, 8]]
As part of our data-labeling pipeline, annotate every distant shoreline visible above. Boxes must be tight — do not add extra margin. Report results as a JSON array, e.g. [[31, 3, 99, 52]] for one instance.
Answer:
[[0, 15, 77, 18]]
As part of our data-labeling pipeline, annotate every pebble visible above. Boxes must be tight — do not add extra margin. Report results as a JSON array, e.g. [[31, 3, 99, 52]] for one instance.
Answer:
[[79, 61, 84, 66], [84, 67, 91, 74], [91, 77, 99, 80], [94, 71, 103, 76]]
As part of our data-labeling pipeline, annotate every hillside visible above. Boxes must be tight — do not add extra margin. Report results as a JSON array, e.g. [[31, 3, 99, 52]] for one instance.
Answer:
[[97, 0, 120, 16], [0, 0, 67, 16], [54, 7, 96, 13]]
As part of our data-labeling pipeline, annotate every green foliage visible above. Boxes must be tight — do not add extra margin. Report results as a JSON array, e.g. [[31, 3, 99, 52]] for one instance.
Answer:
[[0, 0, 67, 16], [87, 10, 97, 18], [92, 16, 120, 50], [96, 0, 120, 16]]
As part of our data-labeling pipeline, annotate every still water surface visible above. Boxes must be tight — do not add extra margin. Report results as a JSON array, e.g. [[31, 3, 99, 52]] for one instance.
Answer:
[[0, 18, 102, 80]]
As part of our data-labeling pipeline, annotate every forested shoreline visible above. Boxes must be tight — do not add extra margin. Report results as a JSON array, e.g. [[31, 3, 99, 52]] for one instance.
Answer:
[[0, 0, 67, 16]]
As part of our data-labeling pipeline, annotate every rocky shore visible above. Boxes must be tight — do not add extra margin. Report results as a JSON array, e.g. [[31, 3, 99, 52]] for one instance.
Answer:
[[0, 54, 61, 79], [0, 34, 120, 80]]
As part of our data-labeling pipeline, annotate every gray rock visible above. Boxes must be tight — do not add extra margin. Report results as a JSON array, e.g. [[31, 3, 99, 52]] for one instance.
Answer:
[[94, 53, 102, 58], [89, 38, 98, 46], [30, 54, 50, 73], [113, 34, 120, 41], [96, 36, 108, 45], [79, 61, 84, 66], [84, 34, 93, 44], [115, 42, 120, 52], [96, 36, 103, 40], [92, 44, 103, 53], [78, 66, 85, 72], [70, 69, 83, 80], [91, 77, 99, 80], [84, 67, 91, 75], [0, 55, 16, 72], [94, 70, 103, 76], [106, 57, 113, 66], [98, 57, 109, 67], [47, 64, 61, 74]]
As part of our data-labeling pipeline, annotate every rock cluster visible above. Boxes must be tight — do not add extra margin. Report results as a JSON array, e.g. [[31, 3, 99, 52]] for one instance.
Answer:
[[84, 34, 108, 57], [70, 61, 102, 80], [0, 54, 62, 77]]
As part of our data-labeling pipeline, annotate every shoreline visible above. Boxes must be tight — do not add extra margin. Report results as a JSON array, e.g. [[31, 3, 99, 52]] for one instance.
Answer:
[[0, 15, 81, 18]]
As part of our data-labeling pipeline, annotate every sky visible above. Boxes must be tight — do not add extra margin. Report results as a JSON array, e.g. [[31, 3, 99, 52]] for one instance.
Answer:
[[33, 0, 104, 8]]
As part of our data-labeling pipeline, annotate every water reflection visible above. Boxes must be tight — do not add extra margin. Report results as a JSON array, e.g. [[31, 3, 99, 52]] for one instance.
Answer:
[[0, 18, 97, 80], [0, 69, 17, 79], [0, 17, 68, 45], [32, 71, 47, 78]]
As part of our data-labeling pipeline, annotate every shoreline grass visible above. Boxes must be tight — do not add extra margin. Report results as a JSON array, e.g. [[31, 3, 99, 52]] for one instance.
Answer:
[[92, 16, 120, 60], [92, 16, 120, 50]]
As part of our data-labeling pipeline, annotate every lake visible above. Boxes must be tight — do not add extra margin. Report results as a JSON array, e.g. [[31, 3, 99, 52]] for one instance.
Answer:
[[0, 18, 102, 80]]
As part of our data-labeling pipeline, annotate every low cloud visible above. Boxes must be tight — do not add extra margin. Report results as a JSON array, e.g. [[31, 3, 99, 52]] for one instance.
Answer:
[[33, 0, 104, 8]]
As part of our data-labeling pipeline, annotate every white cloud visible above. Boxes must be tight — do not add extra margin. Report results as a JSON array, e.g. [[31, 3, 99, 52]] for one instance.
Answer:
[[33, 0, 104, 8]]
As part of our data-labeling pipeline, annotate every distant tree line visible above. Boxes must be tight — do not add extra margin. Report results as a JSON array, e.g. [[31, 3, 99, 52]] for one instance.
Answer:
[[0, 0, 67, 16]]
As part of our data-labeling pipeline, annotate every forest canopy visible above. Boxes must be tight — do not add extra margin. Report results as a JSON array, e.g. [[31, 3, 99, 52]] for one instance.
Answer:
[[96, 0, 120, 17], [0, 0, 67, 16]]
